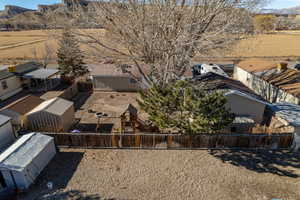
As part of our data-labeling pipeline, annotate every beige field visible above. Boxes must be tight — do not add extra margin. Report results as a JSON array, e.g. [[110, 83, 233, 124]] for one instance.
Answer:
[[0, 30, 300, 64], [230, 33, 300, 58]]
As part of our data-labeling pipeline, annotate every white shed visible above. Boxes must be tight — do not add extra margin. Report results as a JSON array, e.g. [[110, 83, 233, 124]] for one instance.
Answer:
[[26, 97, 75, 132], [225, 90, 269, 123], [0, 133, 56, 191], [0, 114, 16, 151]]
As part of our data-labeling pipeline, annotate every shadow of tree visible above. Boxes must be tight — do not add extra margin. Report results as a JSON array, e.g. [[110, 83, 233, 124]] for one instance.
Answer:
[[210, 150, 300, 178], [37, 190, 113, 200]]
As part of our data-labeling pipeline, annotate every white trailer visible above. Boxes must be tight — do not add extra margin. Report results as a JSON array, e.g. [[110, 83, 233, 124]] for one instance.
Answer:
[[0, 133, 56, 191]]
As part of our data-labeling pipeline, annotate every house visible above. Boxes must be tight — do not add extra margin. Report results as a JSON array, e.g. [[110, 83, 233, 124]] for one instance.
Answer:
[[192, 63, 229, 77], [89, 64, 145, 92], [26, 97, 75, 132], [0, 66, 22, 101], [0, 95, 44, 131], [0, 133, 56, 191], [234, 59, 300, 104], [268, 102, 300, 151], [0, 115, 15, 151], [192, 72, 268, 125], [11, 62, 60, 92]]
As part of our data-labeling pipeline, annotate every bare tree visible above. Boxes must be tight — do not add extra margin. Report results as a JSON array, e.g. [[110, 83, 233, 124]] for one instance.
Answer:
[[31, 42, 54, 68], [69, 0, 267, 85]]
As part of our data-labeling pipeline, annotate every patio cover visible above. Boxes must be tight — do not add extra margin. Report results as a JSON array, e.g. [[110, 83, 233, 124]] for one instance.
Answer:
[[23, 69, 59, 79]]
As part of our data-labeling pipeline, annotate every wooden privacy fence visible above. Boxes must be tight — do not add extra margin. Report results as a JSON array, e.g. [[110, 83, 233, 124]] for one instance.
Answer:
[[45, 133, 294, 150]]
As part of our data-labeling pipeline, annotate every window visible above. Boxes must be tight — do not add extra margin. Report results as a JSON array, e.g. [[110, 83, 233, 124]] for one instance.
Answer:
[[1, 81, 8, 90]]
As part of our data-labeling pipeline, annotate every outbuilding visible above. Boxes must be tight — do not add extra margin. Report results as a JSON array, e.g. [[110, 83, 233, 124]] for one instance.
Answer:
[[89, 64, 145, 92], [0, 95, 44, 131], [0, 133, 56, 191], [0, 115, 15, 151], [225, 90, 269, 124], [26, 97, 75, 132]]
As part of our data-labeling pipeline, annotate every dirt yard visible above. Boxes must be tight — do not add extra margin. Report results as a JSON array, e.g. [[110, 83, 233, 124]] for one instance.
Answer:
[[73, 92, 142, 132], [21, 149, 300, 200]]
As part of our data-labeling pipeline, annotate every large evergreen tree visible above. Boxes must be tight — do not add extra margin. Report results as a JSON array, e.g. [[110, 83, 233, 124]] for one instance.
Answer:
[[57, 29, 88, 77], [138, 80, 235, 134]]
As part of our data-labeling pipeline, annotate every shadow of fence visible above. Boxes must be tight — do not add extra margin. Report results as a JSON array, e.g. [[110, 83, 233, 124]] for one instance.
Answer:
[[210, 150, 300, 178]]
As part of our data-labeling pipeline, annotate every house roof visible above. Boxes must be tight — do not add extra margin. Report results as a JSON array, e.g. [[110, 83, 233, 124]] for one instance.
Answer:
[[27, 97, 73, 116], [1, 95, 44, 115], [14, 62, 43, 75], [0, 114, 10, 126], [225, 90, 270, 106], [237, 59, 300, 98], [192, 72, 264, 100], [0, 133, 53, 171], [23, 68, 59, 79], [0, 69, 14, 81], [270, 102, 300, 127], [89, 64, 137, 77]]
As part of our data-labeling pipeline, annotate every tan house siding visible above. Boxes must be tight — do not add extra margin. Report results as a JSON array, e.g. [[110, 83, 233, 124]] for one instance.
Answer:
[[0, 76, 22, 100]]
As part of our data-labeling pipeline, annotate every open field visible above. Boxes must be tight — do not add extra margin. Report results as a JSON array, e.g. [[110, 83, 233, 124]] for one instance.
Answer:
[[230, 33, 300, 58], [21, 148, 300, 200], [1, 30, 300, 64]]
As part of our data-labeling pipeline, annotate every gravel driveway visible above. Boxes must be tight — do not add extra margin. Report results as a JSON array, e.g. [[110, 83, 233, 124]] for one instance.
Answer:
[[22, 149, 300, 200]]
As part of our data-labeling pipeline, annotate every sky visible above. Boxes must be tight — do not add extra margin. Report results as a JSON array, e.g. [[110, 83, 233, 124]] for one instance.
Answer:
[[265, 0, 300, 9], [0, 0, 300, 10]]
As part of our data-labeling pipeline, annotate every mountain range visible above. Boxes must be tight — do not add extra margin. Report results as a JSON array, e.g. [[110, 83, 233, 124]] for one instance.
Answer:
[[260, 6, 300, 15]]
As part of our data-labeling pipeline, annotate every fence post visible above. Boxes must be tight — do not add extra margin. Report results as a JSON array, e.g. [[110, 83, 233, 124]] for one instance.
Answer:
[[167, 135, 172, 149], [112, 134, 118, 148], [135, 134, 141, 147]]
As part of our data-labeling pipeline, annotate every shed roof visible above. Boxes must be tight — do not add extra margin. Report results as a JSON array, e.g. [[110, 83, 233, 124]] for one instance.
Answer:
[[0, 133, 53, 171], [23, 68, 59, 79], [89, 64, 133, 76], [192, 72, 264, 100], [0, 69, 14, 81], [27, 97, 73, 116], [14, 62, 43, 75], [225, 90, 270, 106], [270, 102, 300, 127], [237, 59, 300, 98], [0, 114, 10, 126], [1, 95, 44, 115]]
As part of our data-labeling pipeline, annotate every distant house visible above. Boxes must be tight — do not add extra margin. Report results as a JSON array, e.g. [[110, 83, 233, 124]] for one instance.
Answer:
[[234, 59, 300, 104], [0, 115, 15, 151], [192, 72, 268, 125], [26, 97, 75, 132], [0, 95, 44, 131], [0, 66, 22, 101], [10, 62, 60, 92], [0, 133, 56, 191], [89, 64, 145, 92]]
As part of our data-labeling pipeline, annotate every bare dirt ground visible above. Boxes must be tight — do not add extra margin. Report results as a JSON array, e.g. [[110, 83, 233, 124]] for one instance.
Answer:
[[73, 92, 142, 132], [21, 149, 300, 200]]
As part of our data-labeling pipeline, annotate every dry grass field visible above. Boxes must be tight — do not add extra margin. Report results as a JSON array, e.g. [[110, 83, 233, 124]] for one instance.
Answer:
[[0, 30, 300, 63], [230, 32, 300, 58]]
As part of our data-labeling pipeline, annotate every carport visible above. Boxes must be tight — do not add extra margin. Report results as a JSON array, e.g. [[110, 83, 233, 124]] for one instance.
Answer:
[[23, 68, 60, 92]]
